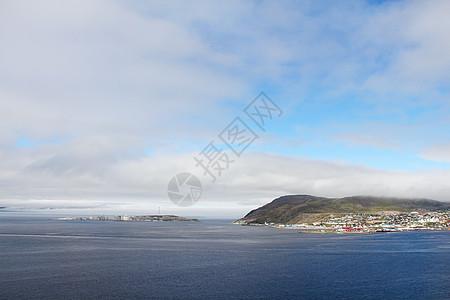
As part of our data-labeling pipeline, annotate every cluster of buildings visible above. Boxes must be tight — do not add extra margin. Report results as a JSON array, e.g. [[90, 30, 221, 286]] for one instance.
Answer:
[[56, 215, 122, 221], [56, 214, 198, 222], [278, 211, 450, 233], [57, 215, 130, 221]]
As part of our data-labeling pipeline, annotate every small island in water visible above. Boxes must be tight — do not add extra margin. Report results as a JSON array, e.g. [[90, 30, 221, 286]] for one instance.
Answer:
[[55, 214, 199, 222], [235, 195, 450, 233]]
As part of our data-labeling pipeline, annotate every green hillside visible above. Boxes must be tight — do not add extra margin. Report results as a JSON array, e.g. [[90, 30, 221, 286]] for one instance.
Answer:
[[236, 195, 450, 224]]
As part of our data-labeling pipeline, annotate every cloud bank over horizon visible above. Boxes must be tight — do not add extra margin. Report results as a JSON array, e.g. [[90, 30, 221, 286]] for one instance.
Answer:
[[1, 0, 450, 217]]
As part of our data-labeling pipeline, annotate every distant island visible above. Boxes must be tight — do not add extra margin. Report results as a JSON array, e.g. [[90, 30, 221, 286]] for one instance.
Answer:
[[235, 195, 450, 233], [55, 214, 199, 222]]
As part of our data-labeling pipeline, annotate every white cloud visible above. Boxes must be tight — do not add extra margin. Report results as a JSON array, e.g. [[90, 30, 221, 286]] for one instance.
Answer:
[[363, 0, 450, 94], [1, 0, 450, 217], [0, 0, 247, 142], [2, 151, 449, 218], [419, 143, 450, 163]]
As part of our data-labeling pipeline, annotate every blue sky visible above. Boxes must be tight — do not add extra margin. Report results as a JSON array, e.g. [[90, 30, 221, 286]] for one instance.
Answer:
[[1, 0, 450, 217]]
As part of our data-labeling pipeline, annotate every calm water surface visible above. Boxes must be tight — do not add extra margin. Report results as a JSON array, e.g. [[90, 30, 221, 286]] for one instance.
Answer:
[[0, 216, 449, 299]]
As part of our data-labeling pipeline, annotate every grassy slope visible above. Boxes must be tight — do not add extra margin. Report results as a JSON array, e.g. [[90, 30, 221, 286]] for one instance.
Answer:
[[237, 195, 450, 224]]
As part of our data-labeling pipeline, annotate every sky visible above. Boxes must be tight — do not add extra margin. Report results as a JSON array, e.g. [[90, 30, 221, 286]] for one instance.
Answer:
[[1, 0, 450, 218]]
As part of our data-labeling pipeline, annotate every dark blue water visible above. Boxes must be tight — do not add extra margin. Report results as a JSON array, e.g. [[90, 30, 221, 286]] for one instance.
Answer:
[[0, 216, 449, 299]]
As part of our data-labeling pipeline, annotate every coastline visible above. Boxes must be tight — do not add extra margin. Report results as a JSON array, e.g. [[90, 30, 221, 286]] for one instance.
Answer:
[[52, 214, 199, 222], [234, 222, 450, 234]]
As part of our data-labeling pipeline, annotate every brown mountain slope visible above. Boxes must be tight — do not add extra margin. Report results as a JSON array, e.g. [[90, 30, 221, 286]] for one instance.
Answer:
[[235, 195, 450, 224]]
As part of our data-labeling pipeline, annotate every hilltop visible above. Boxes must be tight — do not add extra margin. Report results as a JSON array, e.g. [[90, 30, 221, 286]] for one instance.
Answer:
[[235, 195, 450, 225]]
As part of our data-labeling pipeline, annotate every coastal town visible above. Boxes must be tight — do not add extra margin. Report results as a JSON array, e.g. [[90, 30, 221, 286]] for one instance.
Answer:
[[55, 215, 199, 222], [250, 211, 450, 233]]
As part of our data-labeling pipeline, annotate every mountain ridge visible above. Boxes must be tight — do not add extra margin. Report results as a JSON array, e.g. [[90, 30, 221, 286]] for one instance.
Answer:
[[236, 195, 450, 224]]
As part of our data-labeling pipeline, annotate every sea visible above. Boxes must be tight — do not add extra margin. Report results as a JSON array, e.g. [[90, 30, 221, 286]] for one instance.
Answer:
[[0, 216, 449, 300]]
